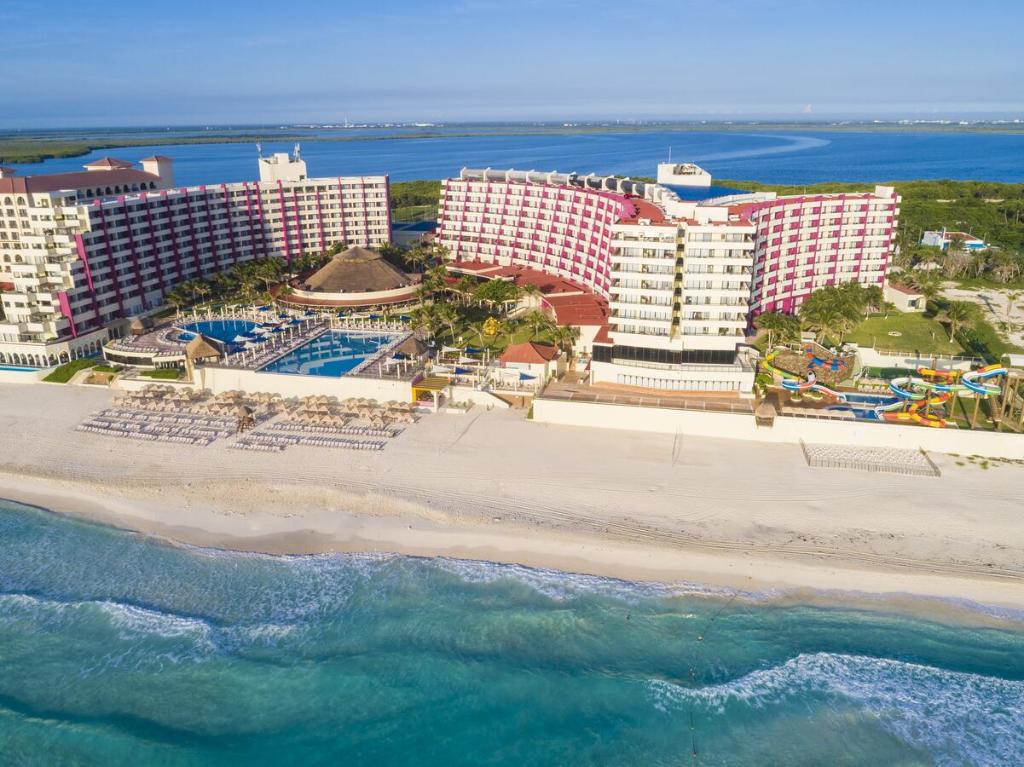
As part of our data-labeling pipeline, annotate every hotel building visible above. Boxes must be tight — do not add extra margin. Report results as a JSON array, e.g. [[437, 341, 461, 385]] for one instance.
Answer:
[[0, 153, 389, 367], [435, 166, 899, 393]]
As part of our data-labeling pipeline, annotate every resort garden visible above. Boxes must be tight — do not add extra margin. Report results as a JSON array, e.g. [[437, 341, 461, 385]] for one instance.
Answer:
[[155, 241, 574, 362]]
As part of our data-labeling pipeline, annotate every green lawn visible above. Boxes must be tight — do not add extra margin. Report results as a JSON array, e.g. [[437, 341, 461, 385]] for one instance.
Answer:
[[846, 312, 965, 355], [43, 358, 97, 383]]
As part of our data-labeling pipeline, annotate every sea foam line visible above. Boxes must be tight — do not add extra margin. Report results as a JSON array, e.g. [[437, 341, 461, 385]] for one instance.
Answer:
[[647, 652, 1024, 767]]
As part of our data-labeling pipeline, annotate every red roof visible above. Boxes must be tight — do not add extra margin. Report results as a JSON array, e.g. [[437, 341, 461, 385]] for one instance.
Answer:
[[0, 168, 161, 195], [592, 325, 612, 344], [619, 197, 668, 224], [140, 155, 173, 162], [500, 342, 560, 364], [544, 293, 609, 326], [84, 157, 135, 169]]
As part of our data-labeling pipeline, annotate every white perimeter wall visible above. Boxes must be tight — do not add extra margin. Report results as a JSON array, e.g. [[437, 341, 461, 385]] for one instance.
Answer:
[[533, 398, 1024, 459], [198, 367, 411, 401], [0, 368, 48, 384]]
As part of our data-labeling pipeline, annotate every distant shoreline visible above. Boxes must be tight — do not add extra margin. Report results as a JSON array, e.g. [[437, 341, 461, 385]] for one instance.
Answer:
[[5, 121, 1024, 164]]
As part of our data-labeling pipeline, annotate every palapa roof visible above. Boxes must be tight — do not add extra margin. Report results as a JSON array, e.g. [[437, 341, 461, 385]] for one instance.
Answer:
[[302, 246, 418, 294], [185, 335, 221, 360]]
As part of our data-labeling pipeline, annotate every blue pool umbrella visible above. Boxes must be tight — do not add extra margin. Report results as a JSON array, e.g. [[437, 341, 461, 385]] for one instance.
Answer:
[[398, 315, 411, 321], [304, 310, 316, 316], [393, 352, 409, 360], [278, 312, 290, 318], [290, 318, 303, 324], [369, 314, 382, 319], [257, 306, 271, 312], [272, 326, 285, 333], [464, 346, 483, 354], [454, 366, 472, 374], [519, 373, 537, 381]]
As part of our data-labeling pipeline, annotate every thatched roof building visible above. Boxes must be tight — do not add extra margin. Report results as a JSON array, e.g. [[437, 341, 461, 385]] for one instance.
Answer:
[[304, 247, 418, 294]]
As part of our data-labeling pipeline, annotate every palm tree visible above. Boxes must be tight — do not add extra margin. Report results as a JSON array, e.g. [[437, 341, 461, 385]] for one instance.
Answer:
[[552, 324, 580, 355], [944, 301, 975, 342], [519, 283, 544, 307], [404, 247, 431, 274], [411, 303, 442, 341], [473, 279, 520, 315], [164, 287, 188, 312], [862, 285, 884, 316], [451, 276, 477, 306], [523, 309, 555, 341], [754, 312, 798, 348], [435, 302, 460, 343], [192, 280, 212, 305]]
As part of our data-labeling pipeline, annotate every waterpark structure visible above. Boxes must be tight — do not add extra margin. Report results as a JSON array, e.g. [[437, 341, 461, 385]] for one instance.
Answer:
[[762, 346, 851, 402], [761, 345, 1024, 432]]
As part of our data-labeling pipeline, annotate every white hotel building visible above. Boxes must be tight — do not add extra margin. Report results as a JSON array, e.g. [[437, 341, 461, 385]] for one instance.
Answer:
[[436, 165, 899, 394], [0, 153, 389, 367]]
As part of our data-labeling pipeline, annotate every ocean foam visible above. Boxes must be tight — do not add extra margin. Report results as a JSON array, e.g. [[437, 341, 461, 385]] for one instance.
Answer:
[[647, 652, 1024, 767]]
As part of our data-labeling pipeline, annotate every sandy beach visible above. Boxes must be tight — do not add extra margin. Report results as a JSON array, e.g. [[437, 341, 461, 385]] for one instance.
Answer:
[[1, 382, 1022, 610]]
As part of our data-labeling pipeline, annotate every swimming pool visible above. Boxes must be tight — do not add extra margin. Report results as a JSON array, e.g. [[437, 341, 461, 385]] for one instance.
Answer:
[[0, 365, 39, 372], [178, 320, 261, 352], [260, 331, 395, 377], [827, 392, 901, 420]]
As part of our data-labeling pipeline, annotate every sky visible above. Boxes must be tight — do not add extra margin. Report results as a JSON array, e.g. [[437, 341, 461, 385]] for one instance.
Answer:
[[4, 0, 1023, 128]]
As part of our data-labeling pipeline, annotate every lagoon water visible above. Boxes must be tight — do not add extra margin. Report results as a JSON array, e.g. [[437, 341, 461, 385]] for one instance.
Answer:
[[9, 128, 1024, 186], [1, 499, 1022, 766]]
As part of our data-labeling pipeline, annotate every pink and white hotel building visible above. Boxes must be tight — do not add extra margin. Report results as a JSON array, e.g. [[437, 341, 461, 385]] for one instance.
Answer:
[[0, 153, 389, 368], [436, 166, 899, 393]]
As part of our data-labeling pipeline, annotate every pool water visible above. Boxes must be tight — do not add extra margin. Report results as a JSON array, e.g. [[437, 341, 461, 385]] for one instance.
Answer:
[[0, 365, 39, 372], [178, 320, 261, 352], [260, 331, 395, 377], [827, 392, 901, 421]]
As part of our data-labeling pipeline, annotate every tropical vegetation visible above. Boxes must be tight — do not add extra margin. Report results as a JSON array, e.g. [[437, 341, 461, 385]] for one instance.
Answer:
[[796, 282, 883, 345]]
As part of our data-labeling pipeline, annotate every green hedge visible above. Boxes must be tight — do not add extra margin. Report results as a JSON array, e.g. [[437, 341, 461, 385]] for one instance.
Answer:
[[140, 369, 181, 380], [42, 358, 97, 383]]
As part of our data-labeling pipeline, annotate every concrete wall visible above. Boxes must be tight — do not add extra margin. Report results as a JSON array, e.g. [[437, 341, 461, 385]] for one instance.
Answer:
[[533, 397, 1024, 459], [0, 367, 48, 384], [450, 385, 511, 410], [198, 366, 410, 401]]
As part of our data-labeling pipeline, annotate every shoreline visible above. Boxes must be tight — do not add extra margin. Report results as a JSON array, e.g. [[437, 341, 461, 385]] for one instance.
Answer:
[[7, 122, 1024, 165], [2, 385, 1023, 624], [4, 470, 1024, 626]]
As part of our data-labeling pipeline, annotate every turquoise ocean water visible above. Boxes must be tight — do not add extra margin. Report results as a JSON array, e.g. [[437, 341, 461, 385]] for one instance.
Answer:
[[0, 498, 1022, 766]]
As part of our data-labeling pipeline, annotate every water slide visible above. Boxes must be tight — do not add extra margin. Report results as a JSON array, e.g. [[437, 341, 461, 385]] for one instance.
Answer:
[[880, 367, 976, 427], [882, 388, 954, 428], [961, 364, 1007, 396]]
